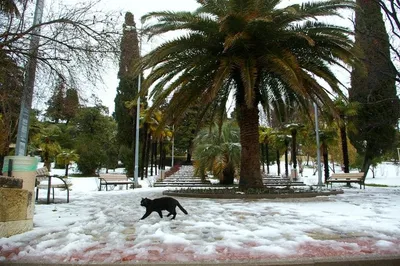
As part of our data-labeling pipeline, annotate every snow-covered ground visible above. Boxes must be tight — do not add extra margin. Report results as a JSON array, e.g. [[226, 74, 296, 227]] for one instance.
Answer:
[[1, 162, 400, 263]]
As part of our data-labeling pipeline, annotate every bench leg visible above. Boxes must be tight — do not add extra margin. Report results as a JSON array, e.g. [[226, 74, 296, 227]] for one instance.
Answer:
[[47, 177, 52, 204], [67, 188, 69, 203], [36, 187, 39, 200]]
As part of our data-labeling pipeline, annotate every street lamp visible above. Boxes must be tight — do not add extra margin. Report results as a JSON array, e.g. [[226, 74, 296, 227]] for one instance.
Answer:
[[15, 0, 45, 156], [133, 22, 142, 188]]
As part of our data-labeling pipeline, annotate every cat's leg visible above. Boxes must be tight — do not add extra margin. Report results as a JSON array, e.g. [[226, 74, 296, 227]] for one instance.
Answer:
[[140, 211, 152, 220], [170, 209, 177, 220], [171, 212, 176, 219], [157, 211, 163, 218]]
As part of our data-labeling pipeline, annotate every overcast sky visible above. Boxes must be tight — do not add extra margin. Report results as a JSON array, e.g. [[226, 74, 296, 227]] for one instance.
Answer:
[[92, 0, 201, 114], [47, 0, 351, 115]]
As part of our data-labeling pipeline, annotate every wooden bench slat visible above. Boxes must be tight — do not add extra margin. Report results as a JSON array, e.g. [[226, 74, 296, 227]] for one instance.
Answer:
[[98, 173, 135, 191]]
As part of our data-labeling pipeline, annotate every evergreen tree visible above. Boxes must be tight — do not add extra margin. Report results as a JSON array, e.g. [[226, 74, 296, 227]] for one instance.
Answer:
[[0, 50, 23, 173], [63, 88, 80, 125], [114, 12, 141, 174], [46, 80, 66, 123], [349, 0, 400, 173]]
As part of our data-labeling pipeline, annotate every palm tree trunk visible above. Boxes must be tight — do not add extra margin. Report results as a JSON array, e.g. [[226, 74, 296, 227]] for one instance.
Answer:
[[237, 102, 263, 189], [323, 144, 329, 183], [145, 133, 151, 178], [276, 150, 281, 176], [284, 140, 289, 178], [150, 139, 154, 176], [340, 123, 350, 173], [291, 129, 297, 171], [154, 141, 158, 175], [261, 144, 265, 173], [266, 144, 270, 174], [140, 124, 148, 180]]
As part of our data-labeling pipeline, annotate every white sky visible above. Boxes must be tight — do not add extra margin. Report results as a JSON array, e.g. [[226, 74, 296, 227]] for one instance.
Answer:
[[90, 0, 201, 114], [36, 0, 353, 115], [1, 163, 400, 263]]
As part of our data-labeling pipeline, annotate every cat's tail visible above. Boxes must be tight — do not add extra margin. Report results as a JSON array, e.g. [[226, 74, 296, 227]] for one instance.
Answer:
[[177, 203, 188, 215]]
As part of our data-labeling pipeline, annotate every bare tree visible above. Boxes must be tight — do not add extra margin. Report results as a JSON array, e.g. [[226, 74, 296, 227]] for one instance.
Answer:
[[377, 0, 400, 81], [0, 0, 122, 95]]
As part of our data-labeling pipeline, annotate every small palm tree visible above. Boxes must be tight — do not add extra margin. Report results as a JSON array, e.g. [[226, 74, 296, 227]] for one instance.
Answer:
[[31, 124, 62, 171], [193, 121, 240, 185], [259, 126, 273, 174], [57, 149, 79, 177]]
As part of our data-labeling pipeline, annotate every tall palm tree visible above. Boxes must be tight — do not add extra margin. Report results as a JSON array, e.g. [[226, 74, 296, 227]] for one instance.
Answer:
[[137, 0, 356, 190], [259, 126, 273, 174], [333, 98, 359, 173]]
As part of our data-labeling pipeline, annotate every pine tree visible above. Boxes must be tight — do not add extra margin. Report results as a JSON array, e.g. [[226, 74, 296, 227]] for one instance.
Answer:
[[349, 0, 400, 172]]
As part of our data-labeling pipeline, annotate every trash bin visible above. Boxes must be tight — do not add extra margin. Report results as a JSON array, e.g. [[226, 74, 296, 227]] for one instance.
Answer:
[[2, 156, 39, 219], [3, 156, 38, 191]]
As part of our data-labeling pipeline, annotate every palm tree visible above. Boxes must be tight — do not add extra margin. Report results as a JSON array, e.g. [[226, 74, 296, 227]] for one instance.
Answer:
[[284, 123, 304, 180], [193, 121, 240, 185], [259, 126, 273, 174], [137, 0, 356, 190], [319, 129, 338, 182], [57, 149, 79, 177], [333, 98, 359, 173]]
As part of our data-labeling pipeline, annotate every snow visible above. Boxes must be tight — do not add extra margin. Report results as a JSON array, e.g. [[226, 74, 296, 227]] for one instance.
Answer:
[[1, 163, 400, 263]]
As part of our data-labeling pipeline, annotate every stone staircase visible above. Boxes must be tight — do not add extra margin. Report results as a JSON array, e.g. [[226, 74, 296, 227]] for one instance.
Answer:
[[154, 166, 307, 188], [154, 165, 213, 187]]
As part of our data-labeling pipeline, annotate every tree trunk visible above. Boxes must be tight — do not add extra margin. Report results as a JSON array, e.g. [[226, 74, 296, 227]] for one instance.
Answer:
[[322, 144, 329, 183], [340, 119, 350, 173], [291, 129, 297, 171], [261, 144, 265, 173], [150, 139, 154, 176], [154, 141, 158, 175], [221, 164, 235, 185], [65, 164, 69, 177], [140, 124, 148, 180], [145, 133, 151, 178], [237, 101, 263, 189], [266, 144, 270, 174], [284, 141, 289, 178], [276, 150, 281, 176]]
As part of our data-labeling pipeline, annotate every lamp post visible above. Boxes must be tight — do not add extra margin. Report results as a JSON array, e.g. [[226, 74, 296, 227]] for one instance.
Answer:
[[133, 23, 142, 188], [15, 0, 45, 156], [171, 124, 175, 167]]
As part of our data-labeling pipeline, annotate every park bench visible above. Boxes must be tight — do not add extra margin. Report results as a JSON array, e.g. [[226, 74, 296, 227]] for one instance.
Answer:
[[36, 167, 72, 204], [98, 173, 135, 191], [326, 172, 365, 189]]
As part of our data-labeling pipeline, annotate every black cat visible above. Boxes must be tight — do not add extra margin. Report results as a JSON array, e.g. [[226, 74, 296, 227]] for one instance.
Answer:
[[140, 197, 188, 220]]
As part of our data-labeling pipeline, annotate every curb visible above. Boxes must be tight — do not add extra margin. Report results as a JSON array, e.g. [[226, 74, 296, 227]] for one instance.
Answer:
[[2, 255, 400, 266]]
